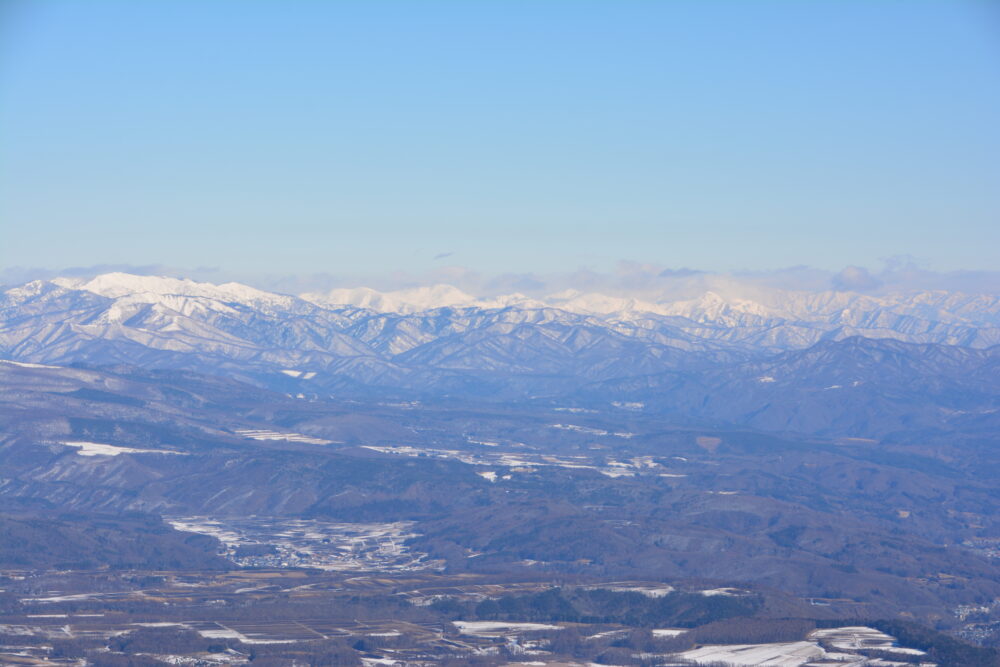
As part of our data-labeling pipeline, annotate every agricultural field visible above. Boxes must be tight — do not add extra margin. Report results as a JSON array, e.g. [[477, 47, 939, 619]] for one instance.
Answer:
[[0, 568, 972, 666], [165, 517, 434, 571]]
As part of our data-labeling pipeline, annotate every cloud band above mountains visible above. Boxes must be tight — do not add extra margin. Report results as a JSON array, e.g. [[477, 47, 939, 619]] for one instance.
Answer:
[[3, 257, 999, 300]]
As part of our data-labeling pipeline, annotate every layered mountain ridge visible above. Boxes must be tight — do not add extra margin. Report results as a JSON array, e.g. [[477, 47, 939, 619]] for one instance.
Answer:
[[2, 272, 998, 439], [3, 272, 1000, 638]]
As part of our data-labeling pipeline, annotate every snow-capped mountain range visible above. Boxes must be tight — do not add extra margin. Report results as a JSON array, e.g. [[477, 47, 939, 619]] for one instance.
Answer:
[[0, 271, 997, 382], [305, 280, 1000, 327], [37, 271, 1000, 341], [33, 271, 1000, 325], [3, 272, 999, 435]]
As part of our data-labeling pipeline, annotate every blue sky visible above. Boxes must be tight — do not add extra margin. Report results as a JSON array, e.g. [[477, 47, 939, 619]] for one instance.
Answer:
[[1, 1, 998, 281]]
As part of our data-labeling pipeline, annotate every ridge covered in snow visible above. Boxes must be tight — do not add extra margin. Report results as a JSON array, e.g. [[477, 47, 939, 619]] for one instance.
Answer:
[[2, 272, 999, 385], [301, 278, 1000, 329], [53, 272, 295, 308], [32, 272, 1000, 328], [3, 271, 999, 439]]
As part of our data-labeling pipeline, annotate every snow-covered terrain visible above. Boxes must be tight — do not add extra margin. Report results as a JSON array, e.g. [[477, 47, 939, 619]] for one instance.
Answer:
[[11, 272, 998, 354], [809, 626, 928, 655], [3, 272, 999, 442], [678, 640, 825, 666], [235, 429, 332, 445], [167, 517, 431, 571], [61, 441, 187, 457], [451, 621, 563, 636]]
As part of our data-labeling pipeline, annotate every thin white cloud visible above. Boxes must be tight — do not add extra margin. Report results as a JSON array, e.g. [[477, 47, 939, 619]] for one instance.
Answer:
[[5, 259, 1000, 298], [831, 265, 883, 292]]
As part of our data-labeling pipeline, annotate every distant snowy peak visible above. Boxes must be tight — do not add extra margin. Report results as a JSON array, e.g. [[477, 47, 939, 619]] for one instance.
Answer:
[[307, 285, 648, 316], [472, 293, 547, 310], [27, 273, 1000, 332], [304, 284, 478, 312], [52, 272, 295, 309], [544, 292, 670, 317], [657, 291, 778, 322], [303, 284, 546, 313], [295, 282, 1000, 328], [305, 284, 779, 320], [3, 274, 1000, 382]]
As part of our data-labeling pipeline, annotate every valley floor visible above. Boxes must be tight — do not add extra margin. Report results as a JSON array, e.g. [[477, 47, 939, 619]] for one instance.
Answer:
[[0, 568, 952, 666]]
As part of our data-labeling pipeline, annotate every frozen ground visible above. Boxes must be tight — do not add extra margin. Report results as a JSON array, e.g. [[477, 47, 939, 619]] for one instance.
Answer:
[[679, 628, 936, 667], [678, 641, 826, 666], [809, 626, 928, 656], [234, 428, 332, 445], [452, 621, 563, 636], [167, 516, 435, 571], [61, 441, 187, 456], [651, 628, 687, 638], [360, 444, 686, 479], [590, 583, 676, 598]]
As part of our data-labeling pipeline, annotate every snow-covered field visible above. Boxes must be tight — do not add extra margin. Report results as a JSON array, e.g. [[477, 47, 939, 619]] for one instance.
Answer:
[[21, 593, 104, 603], [678, 641, 824, 666], [452, 621, 562, 636], [234, 428, 331, 445], [599, 584, 675, 598], [61, 441, 186, 457], [809, 626, 927, 655], [167, 517, 433, 571], [125, 621, 301, 645], [678, 628, 935, 667], [360, 444, 684, 480], [699, 587, 743, 597], [651, 628, 687, 638]]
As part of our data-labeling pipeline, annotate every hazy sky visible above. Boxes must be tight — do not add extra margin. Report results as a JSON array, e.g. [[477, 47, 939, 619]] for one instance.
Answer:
[[2, 1, 998, 279]]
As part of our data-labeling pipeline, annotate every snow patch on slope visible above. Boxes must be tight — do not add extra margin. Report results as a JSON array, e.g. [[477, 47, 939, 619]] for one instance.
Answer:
[[61, 441, 186, 457]]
